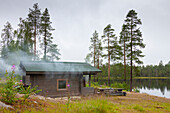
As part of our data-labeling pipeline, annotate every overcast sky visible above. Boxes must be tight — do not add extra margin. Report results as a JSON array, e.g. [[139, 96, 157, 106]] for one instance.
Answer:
[[0, 0, 170, 66]]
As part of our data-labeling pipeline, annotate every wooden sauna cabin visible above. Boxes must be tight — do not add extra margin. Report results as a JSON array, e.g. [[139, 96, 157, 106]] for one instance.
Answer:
[[20, 61, 101, 97]]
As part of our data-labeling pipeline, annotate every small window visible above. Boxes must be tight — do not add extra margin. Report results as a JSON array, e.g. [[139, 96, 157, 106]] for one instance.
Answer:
[[57, 79, 68, 91]]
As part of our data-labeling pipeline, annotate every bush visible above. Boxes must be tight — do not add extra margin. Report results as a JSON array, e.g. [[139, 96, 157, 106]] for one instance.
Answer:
[[1, 67, 17, 104], [133, 88, 140, 93], [111, 82, 129, 91], [18, 85, 42, 101], [1, 64, 42, 103]]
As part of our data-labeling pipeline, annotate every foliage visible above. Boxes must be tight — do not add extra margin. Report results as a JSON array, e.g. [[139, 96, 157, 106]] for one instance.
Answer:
[[15, 74, 22, 81], [0, 92, 170, 112], [47, 44, 60, 61], [40, 8, 60, 61], [14, 18, 33, 55], [18, 85, 42, 101], [88, 30, 100, 66], [111, 82, 129, 91], [140, 60, 170, 77], [0, 64, 42, 104], [27, 3, 41, 57], [1, 68, 17, 104], [0, 3, 60, 63], [133, 88, 140, 93], [102, 24, 121, 86], [86, 30, 103, 81], [124, 9, 145, 65], [1, 22, 14, 59], [66, 84, 71, 112], [102, 24, 121, 61], [123, 9, 145, 91], [119, 24, 130, 82]]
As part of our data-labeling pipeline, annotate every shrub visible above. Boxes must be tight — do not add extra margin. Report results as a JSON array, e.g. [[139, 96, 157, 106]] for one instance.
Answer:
[[1, 64, 42, 103], [110, 82, 129, 91], [18, 85, 42, 101], [1, 65, 17, 104], [133, 88, 140, 93]]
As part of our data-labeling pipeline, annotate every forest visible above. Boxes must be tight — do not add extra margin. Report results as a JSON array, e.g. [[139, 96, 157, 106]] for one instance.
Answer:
[[0, 3, 170, 80], [0, 3, 60, 65]]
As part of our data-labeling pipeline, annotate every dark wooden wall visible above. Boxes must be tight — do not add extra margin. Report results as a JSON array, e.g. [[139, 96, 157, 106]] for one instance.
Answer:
[[29, 74, 82, 97]]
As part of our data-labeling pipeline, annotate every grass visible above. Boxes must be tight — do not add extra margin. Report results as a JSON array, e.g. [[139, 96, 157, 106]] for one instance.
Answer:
[[133, 105, 145, 112], [0, 93, 169, 113], [0, 80, 170, 113], [69, 98, 119, 113]]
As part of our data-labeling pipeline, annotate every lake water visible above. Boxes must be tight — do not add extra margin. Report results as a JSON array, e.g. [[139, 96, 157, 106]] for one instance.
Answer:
[[98, 78, 170, 99], [133, 79, 170, 99], [139, 87, 170, 99]]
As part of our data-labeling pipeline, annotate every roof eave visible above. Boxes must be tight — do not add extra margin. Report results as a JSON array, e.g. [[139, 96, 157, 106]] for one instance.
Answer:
[[26, 71, 102, 75]]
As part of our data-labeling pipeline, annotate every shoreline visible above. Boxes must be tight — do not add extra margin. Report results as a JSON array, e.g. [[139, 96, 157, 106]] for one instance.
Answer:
[[0, 92, 170, 112]]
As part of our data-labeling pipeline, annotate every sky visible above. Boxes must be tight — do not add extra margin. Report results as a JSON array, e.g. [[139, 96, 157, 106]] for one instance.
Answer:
[[0, 0, 170, 66]]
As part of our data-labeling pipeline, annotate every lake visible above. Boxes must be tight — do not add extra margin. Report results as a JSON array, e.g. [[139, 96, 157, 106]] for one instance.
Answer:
[[98, 78, 170, 99], [133, 79, 170, 99]]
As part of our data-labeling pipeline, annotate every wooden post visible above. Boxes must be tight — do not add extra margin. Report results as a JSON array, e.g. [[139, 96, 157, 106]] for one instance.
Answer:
[[89, 74, 91, 87]]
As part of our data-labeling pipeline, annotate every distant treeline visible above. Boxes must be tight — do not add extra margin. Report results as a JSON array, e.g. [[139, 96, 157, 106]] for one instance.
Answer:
[[97, 60, 170, 79], [140, 60, 170, 77]]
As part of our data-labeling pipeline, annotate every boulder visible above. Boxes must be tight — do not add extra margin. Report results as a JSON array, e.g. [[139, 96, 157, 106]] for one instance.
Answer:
[[0, 101, 14, 110]]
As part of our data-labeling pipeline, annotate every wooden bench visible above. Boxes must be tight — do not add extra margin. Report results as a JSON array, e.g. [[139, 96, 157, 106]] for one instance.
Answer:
[[97, 88, 126, 96]]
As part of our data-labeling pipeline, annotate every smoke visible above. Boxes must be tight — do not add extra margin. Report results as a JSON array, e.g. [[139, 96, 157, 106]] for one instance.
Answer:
[[0, 50, 34, 77]]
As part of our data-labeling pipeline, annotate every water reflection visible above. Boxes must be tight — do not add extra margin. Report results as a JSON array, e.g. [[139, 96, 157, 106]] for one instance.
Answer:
[[98, 79, 170, 99], [139, 87, 170, 99], [133, 79, 170, 99]]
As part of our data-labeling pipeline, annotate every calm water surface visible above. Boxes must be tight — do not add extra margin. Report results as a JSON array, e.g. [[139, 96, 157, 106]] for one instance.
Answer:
[[139, 87, 170, 99], [99, 79, 170, 99], [133, 79, 170, 99]]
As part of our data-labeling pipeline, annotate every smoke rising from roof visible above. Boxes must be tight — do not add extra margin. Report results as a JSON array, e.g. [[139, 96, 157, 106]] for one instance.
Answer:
[[0, 50, 33, 76]]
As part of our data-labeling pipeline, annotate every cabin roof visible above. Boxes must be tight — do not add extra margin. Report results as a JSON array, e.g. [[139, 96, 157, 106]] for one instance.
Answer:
[[20, 61, 101, 74]]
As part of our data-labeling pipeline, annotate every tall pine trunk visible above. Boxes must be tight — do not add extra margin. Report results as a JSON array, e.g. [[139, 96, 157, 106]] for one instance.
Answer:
[[44, 26, 47, 61], [93, 43, 96, 82], [124, 40, 126, 83], [108, 35, 110, 86], [97, 54, 99, 82], [34, 22, 36, 59], [130, 19, 133, 92]]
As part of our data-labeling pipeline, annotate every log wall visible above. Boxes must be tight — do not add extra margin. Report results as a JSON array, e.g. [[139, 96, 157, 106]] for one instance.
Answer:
[[28, 74, 82, 97]]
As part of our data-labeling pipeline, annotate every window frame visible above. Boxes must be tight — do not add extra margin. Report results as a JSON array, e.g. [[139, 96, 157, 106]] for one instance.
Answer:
[[57, 79, 68, 91]]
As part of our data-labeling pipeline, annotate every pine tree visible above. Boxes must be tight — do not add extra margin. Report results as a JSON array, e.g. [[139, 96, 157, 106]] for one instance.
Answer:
[[96, 38, 103, 81], [14, 18, 33, 54], [40, 8, 55, 61], [1, 22, 14, 59], [124, 9, 145, 91], [96, 38, 103, 69], [47, 44, 60, 61], [102, 24, 119, 86], [119, 24, 130, 82], [89, 30, 98, 66], [88, 30, 99, 81], [27, 3, 41, 58]]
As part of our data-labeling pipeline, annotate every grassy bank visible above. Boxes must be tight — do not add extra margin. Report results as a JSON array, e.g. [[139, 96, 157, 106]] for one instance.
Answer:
[[0, 79, 170, 113], [97, 76, 170, 80], [134, 77, 170, 79], [0, 92, 170, 113]]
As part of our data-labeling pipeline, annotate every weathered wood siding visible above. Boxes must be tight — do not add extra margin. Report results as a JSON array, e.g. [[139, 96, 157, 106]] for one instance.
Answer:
[[28, 74, 82, 97], [81, 87, 94, 96]]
